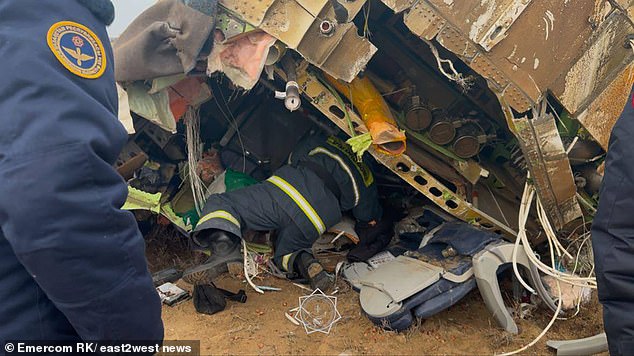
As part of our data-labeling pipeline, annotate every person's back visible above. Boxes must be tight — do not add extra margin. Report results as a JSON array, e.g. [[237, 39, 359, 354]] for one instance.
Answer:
[[185, 133, 388, 290], [0, 0, 163, 343], [592, 85, 634, 355], [290, 134, 382, 223]]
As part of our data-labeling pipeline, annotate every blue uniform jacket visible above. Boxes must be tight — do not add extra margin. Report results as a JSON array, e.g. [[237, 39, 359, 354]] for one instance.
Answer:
[[0, 0, 163, 344]]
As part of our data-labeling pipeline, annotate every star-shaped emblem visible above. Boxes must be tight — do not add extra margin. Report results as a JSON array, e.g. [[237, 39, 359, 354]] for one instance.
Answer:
[[294, 289, 342, 334]]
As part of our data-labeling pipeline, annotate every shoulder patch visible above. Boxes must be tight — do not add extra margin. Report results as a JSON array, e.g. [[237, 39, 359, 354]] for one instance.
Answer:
[[47, 21, 106, 79]]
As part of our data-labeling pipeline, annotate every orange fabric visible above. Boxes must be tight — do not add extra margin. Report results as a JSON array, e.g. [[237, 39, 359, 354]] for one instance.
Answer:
[[168, 77, 208, 121], [168, 94, 188, 121], [326, 75, 406, 155]]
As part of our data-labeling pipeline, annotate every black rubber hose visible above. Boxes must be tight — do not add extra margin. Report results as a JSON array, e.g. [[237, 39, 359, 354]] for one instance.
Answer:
[[329, 0, 349, 23]]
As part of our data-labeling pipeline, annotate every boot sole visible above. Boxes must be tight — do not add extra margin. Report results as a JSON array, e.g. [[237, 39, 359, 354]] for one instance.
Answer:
[[311, 271, 335, 292]]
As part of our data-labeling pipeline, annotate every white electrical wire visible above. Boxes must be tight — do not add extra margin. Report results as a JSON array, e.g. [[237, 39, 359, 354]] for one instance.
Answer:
[[513, 178, 597, 288], [242, 239, 264, 294], [501, 173, 597, 354], [421, 38, 473, 91], [213, 82, 247, 173], [512, 180, 537, 294], [536, 198, 574, 261], [486, 184, 511, 226], [565, 136, 579, 155], [217, 87, 247, 173], [496, 281, 563, 356], [185, 108, 208, 215], [362, 0, 371, 39], [556, 232, 591, 321]]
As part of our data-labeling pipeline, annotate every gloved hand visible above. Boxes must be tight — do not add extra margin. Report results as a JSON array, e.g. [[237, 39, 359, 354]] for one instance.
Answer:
[[348, 219, 394, 262], [192, 229, 240, 250]]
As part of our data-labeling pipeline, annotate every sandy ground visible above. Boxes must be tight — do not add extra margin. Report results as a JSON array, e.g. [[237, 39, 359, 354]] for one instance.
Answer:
[[147, 228, 605, 355]]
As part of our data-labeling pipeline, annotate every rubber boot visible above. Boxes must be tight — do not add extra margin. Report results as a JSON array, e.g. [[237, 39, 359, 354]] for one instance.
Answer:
[[295, 252, 335, 291], [182, 230, 243, 285]]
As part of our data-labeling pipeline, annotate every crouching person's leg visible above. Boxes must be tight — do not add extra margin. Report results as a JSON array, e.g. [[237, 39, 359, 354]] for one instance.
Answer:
[[183, 195, 244, 284], [274, 224, 334, 291], [185, 182, 297, 284]]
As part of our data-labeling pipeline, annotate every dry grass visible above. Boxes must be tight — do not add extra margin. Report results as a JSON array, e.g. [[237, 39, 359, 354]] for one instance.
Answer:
[[144, 224, 202, 273]]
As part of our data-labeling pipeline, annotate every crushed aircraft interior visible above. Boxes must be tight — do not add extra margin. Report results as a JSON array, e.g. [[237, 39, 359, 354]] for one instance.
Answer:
[[115, 0, 634, 353]]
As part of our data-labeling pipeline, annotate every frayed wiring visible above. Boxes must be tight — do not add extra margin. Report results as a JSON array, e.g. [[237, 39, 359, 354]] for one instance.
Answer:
[[422, 38, 474, 92], [500, 172, 596, 354], [185, 108, 208, 215]]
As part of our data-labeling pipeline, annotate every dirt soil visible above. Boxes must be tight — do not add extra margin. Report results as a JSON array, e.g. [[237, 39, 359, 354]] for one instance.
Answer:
[[146, 228, 605, 355]]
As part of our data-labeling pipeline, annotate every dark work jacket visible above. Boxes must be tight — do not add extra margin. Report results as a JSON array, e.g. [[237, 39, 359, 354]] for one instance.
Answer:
[[194, 135, 382, 258], [290, 134, 383, 223]]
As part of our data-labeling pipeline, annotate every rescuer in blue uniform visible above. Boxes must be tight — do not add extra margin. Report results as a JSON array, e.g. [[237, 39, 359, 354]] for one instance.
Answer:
[[592, 84, 634, 356], [183, 134, 386, 290], [0, 0, 163, 345]]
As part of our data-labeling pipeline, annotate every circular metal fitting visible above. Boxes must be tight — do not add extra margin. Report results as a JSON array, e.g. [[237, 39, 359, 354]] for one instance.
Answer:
[[319, 20, 336, 37], [428, 119, 456, 145], [452, 124, 484, 159], [405, 106, 432, 131], [452, 135, 480, 159]]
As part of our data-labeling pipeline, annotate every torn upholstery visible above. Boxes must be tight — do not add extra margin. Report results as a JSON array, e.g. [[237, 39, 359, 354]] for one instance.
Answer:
[[114, 0, 218, 82]]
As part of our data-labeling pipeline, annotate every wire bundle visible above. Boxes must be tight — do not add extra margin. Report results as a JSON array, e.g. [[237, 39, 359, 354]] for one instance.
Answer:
[[499, 175, 596, 355], [513, 179, 596, 291], [184, 107, 208, 215]]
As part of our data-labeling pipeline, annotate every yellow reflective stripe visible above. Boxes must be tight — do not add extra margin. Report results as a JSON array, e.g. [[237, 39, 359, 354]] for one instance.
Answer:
[[326, 136, 374, 186], [267, 175, 326, 234], [282, 253, 292, 272], [309, 147, 360, 207], [198, 210, 241, 228]]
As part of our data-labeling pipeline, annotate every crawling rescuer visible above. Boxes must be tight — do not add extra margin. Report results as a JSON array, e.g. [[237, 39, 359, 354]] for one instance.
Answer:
[[183, 134, 390, 290]]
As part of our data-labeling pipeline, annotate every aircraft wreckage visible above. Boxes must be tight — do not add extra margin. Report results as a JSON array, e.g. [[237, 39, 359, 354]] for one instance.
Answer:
[[114, 0, 633, 353]]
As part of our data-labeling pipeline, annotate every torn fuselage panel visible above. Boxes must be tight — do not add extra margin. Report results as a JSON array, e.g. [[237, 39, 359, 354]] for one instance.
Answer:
[[221, 0, 376, 82], [383, 0, 633, 229], [576, 63, 634, 151], [388, 0, 634, 122], [511, 110, 582, 230], [297, 65, 517, 238]]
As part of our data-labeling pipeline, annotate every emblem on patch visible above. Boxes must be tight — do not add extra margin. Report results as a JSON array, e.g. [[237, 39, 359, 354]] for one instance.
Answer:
[[47, 21, 106, 79]]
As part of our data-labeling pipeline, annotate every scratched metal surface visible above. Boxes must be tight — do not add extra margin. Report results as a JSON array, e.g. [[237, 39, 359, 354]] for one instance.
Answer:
[[296, 65, 518, 238]]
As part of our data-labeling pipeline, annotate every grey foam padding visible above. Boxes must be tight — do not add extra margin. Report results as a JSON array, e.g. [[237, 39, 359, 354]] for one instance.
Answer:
[[359, 256, 442, 303], [342, 262, 373, 291], [547, 333, 608, 356], [472, 242, 546, 334], [357, 222, 505, 331]]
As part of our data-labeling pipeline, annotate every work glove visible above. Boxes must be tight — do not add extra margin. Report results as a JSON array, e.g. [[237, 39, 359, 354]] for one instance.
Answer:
[[348, 219, 394, 262]]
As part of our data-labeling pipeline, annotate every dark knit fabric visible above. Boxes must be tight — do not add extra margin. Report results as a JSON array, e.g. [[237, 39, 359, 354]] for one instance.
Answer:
[[183, 0, 218, 17], [77, 0, 115, 25]]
